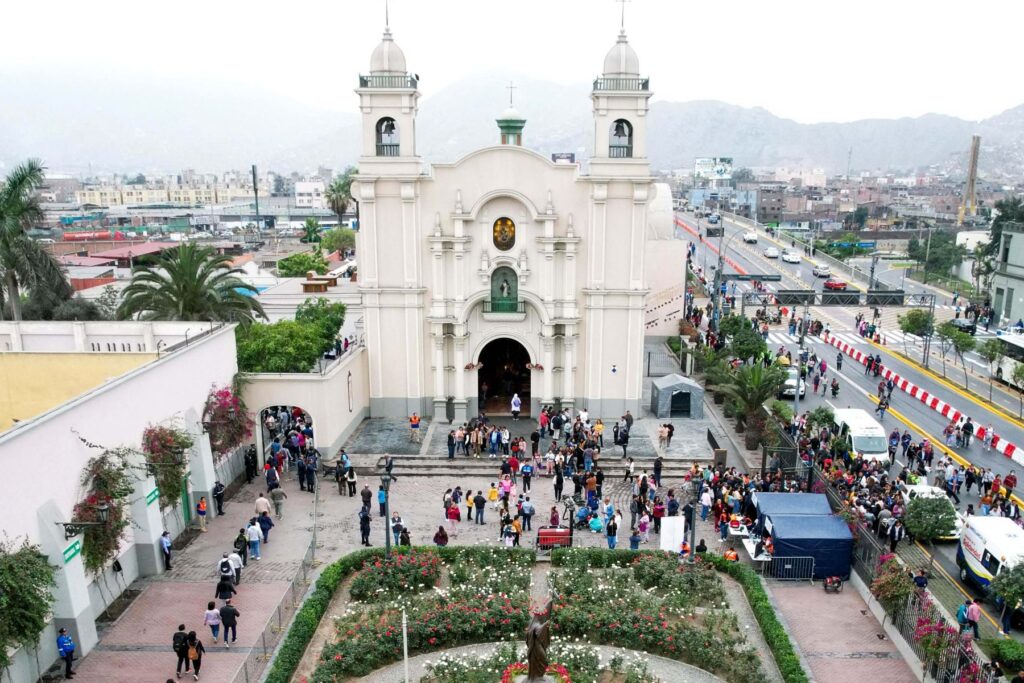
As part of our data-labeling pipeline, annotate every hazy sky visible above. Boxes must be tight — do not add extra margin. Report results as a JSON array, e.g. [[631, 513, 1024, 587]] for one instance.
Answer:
[[5, 0, 1021, 123]]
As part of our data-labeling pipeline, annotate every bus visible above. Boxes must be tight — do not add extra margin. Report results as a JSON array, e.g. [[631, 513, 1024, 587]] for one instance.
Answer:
[[993, 333, 1024, 383]]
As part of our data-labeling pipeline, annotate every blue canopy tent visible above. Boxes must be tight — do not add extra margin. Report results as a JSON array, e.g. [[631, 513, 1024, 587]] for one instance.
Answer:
[[752, 492, 831, 531], [764, 513, 853, 580]]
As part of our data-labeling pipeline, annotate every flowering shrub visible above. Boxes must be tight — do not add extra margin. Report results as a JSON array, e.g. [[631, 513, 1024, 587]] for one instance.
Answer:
[[913, 615, 960, 667], [870, 554, 914, 613], [500, 662, 572, 683], [349, 549, 442, 602], [141, 424, 193, 509], [202, 384, 253, 456], [75, 449, 136, 575]]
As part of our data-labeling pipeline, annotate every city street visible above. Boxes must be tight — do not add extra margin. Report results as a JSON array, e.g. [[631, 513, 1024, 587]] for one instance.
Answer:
[[676, 210, 1024, 628]]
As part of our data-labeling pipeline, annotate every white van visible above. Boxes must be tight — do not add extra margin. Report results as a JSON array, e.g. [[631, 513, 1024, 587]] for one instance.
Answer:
[[957, 516, 1024, 592], [833, 409, 889, 462], [900, 483, 963, 540]]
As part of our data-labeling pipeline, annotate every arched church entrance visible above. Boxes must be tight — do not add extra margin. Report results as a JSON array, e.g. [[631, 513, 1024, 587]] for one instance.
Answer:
[[478, 338, 531, 417]]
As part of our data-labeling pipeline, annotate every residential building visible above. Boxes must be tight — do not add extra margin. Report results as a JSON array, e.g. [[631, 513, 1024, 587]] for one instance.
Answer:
[[991, 221, 1024, 326], [295, 180, 326, 209]]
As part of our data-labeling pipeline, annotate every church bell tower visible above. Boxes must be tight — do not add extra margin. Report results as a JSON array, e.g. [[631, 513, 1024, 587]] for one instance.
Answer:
[[590, 28, 652, 177]]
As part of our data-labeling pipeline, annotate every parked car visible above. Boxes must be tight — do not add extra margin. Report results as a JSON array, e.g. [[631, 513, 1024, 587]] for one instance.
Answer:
[[781, 251, 801, 264], [823, 278, 847, 291], [779, 367, 806, 399], [950, 318, 977, 335], [763, 247, 780, 259], [742, 231, 758, 243], [812, 265, 831, 277]]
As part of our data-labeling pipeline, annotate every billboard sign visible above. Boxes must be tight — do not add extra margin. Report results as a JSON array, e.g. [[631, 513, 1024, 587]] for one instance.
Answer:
[[551, 153, 576, 164], [694, 157, 734, 181]]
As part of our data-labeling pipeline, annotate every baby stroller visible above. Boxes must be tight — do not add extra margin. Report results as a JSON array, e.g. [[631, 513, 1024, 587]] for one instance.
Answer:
[[823, 576, 844, 593]]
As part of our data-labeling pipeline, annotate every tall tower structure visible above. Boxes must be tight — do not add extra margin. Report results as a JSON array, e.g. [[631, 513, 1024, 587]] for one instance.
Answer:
[[959, 135, 981, 226], [354, 23, 428, 416]]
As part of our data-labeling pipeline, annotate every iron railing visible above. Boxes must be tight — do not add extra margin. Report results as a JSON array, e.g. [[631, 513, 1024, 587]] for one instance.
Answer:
[[359, 74, 418, 89], [376, 143, 400, 157], [593, 77, 649, 91], [483, 300, 525, 314], [609, 144, 633, 159]]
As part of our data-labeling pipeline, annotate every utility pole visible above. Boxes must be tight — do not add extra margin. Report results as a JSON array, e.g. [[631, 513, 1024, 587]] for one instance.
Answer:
[[868, 254, 880, 290], [792, 296, 811, 423], [251, 164, 261, 234], [923, 223, 934, 285]]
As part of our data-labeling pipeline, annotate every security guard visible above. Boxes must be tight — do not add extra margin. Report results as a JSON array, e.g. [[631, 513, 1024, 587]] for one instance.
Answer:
[[56, 627, 75, 678]]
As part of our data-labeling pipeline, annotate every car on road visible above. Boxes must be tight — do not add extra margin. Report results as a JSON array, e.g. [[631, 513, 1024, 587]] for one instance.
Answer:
[[823, 278, 847, 291], [950, 318, 977, 335], [763, 247, 780, 259], [707, 213, 720, 224], [779, 367, 806, 399], [781, 250, 801, 263], [742, 231, 758, 244], [812, 264, 831, 277]]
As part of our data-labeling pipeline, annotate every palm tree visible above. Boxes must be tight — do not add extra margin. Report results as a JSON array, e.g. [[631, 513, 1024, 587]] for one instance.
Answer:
[[719, 364, 788, 450], [0, 159, 73, 320], [301, 217, 321, 248], [118, 241, 267, 323], [324, 167, 356, 222]]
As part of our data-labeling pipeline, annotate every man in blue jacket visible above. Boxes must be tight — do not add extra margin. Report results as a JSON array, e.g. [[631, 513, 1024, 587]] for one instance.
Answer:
[[57, 627, 75, 678]]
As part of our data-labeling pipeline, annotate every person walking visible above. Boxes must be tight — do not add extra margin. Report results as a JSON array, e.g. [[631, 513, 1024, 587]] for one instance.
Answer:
[[361, 484, 372, 509], [173, 624, 190, 678], [378, 485, 387, 517], [967, 598, 981, 639], [227, 549, 243, 584], [215, 575, 236, 603], [254, 492, 272, 518], [511, 393, 522, 421], [359, 505, 372, 546], [56, 627, 75, 679], [521, 496, 535, 531], [233, 529, 248, 566], [245, 520, 262, 561], [219, 599, 240, 648], [203, 601, 221, 644], [606, 516, 618, 549], [391, 512, 405, 546], [346, 467, 358, 496], [161, 531, 173, 570], [217, 553, 234, 584], [888, 519, 905, 553], [409, 412, 422, 443], [185, 631, 205, 680], [270, 487, 287, 519], [257, 511, 275, 544], [195, 497, 208, 532]]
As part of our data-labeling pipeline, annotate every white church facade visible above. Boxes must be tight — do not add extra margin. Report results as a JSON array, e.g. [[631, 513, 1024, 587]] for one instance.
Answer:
[[354, 24, 678, 423]]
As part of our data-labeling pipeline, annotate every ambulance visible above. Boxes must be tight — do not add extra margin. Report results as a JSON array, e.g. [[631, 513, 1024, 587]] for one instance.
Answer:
[[956, 516, 1024, 591]]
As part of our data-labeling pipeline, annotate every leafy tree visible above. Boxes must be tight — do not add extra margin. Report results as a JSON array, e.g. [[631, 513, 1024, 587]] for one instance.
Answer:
[[95, 284, 121, 319], [0, 537, 57, 670], [729, 324, 768, 365], [903, 496, 958, 564], [983, 196, 1024, 259], [325, 167, 357, 219], [898, 309, 935, 357], [236, 320, 327, 373], [300, 217, 322, 246], [717, 314, 747, 342], [1012, 363, 1024, 419], [52, 297, 105, 321], [321, 227, 356, 255], [852, 206, 868, 228], [0, 159, 73, 320], [935, 321, 975, 382], [277, 250, 329, 277], [118, 241, 266, 323], [719, 364, 788, 450], [126, 173, 146, 185], [907, 232, 966, 281], [978, 339, 1006, 401], [990, 563, 1024, 629], [295, 297, 346, 354], [731, 167, 754, 184], [806, 406, 835, 433], [272, 175, 286, 195]]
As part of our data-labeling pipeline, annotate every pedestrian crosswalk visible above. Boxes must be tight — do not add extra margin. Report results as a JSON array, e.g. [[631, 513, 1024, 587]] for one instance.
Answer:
[[761, 328, 997, 350]]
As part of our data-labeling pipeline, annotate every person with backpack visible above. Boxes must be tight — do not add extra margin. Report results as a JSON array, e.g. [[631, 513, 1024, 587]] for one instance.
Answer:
[[173, 624, 190, 678], [217, 553, 234, 584], [957, 599, 971, 634], [219, 599, 241, 648], [233, 529, 248, 566], [185, 631, 205, 680], [215, 575, 236, 602]]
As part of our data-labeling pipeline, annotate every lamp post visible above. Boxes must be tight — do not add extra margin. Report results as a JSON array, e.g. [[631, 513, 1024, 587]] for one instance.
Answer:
[[380, 473, 394, 560], [57, 502, 111, 540], [712, 230, 744, 330]]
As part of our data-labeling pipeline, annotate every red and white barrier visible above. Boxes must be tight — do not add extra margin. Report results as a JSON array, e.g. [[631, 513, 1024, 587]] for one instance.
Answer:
[[826, 335, 1024, 465], [674, 219, 749, 275]]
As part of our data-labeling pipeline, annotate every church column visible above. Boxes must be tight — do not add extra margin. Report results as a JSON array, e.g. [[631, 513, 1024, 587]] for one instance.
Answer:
[[541, 329, 555, 406], [432, 331, 447, 419], [430, 240, 444, 317], [452, 330, 469, 423], [562, 332, 576, 411]]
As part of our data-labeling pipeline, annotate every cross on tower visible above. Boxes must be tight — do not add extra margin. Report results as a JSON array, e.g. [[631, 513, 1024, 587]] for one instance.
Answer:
[[507, 81, 517, 107], [616, 0, 630, 28]]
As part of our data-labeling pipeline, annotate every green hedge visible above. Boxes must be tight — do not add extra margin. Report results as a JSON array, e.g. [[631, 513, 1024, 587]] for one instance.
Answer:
[[982, 638, 1024, 671], [705, 554, 809, 683], [264, 546, 535, 683]]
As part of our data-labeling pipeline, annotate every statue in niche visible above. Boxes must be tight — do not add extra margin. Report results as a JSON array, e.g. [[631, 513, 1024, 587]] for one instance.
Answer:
[[499, 278, 511, 298]]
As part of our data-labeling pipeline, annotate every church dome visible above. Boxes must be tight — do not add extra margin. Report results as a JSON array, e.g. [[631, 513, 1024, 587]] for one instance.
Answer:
[[369, 27, 407, 74], [497, 105, 524, 121], [602, 29, 639, 77]]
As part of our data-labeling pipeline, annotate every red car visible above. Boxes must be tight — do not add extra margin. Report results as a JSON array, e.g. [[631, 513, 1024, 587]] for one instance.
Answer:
[[823, 278, 847, 291]]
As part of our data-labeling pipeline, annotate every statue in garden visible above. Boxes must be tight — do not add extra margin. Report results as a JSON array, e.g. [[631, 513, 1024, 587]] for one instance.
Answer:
[[525, 600, 552, 681]]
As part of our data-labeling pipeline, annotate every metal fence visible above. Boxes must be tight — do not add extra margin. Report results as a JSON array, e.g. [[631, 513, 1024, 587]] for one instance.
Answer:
[[766, 556, 815, 581], [645, 349, 682, 377], [230, 484, 320, 682]]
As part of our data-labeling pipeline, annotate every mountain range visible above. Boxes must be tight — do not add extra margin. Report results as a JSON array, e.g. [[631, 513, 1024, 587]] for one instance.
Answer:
[[2, 69, 1021, 179]]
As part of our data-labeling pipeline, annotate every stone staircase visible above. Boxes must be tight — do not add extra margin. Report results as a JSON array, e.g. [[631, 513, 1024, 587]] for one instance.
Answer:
[[359, 452, 701, 480]]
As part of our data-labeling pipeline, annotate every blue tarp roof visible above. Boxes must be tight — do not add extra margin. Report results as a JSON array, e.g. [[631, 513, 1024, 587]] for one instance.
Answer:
[[767, 513, 853, 579], [754, 493, 832, 518]]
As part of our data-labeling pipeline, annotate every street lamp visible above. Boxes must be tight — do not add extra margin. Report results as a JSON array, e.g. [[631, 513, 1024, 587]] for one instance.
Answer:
[[380, 473, 395, 560], [57, 503, 111, 540], [711, 229, 745, 330]]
